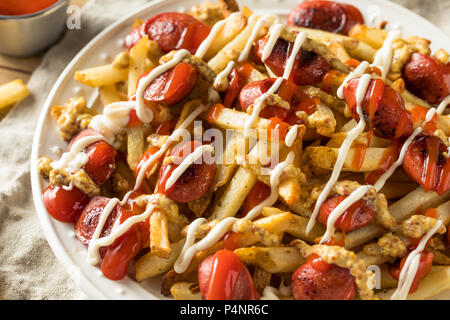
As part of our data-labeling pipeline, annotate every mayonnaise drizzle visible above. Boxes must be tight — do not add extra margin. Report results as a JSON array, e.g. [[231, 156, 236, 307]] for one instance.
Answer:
[[319, 96, 450, 242], [164, 144, 215, 190], [90, 101, 135, 142], [244, 30, 307, 138], [245, 151, 295, 220], [238, 14, 280, 63], [310, 29, 408, 236], [195, 13, 239, 59], [174, 151, 295, 273], [174, 217, 238, 273], [51, 134, 106, 171], [372, 29, 402, 80], [285, 125, 299, 147], [391, 220, 443, 300], [261, 23, 284, 62], [88, 202, 156, 265], [307, 73, 372, 234], [121, 103, 209, 205], [213, 61, 235, 91], [135, 49, 190, 123]]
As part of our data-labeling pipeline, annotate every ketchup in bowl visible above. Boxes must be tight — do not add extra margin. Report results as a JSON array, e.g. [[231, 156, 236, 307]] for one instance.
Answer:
[[0, 0, 58, 16]]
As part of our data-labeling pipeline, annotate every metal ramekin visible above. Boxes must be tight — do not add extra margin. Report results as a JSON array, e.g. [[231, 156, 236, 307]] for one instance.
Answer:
[[0, 0, 69, 57]]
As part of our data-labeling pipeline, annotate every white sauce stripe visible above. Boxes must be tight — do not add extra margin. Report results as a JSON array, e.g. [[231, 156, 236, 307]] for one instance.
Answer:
[[307, 74, 372, 234], [391, 220, 443, 300], [319, 185, 373, 244], [165, 144, 215, 190], [51, 135, 105, 171], [244, 151, 295, 220], [213, 61, 235, 91], [121, 103, 209, 206], [262, 23, 284, 62], [196, 13, 239, 59], [372, 29, 402, 80], [88, 203, 156, 265], [282, 31, 307, 80], [285, 125, 299, 147], [135, 49, 190, 123], [174, 217, 238, 273], [87, 198, 120, 265]]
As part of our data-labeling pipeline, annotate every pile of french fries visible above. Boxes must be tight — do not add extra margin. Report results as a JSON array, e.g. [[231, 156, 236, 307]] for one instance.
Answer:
[[46, 0, 450, 300]]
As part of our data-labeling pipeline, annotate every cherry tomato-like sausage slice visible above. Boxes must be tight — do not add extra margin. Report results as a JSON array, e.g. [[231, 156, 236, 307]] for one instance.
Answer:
[[43, 185, 89, 223], [69, 129, 117, 186], [142, 62, 198, 106], [403, 134, 450, 194], [292, 254, 357, 300], [241, 180, 271, 217], [239, 78, 316, 124], [100, 207, 149, 280], [125, 12, 210, 53], [390, 251, 434, 294], [198, 250, 259, 300], [287, 1, 364, 35], [254, 37, 330, 86], [403, 53, 450, 105], [135, 145, 160, 178], [317, 194, 376, 232], [75, 196, 122, 246], [343, 77, 413, 139], [158, 140, 216, 203]]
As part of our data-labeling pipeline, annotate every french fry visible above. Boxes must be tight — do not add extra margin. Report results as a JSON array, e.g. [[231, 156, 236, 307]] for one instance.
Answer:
[[348, 24, 388, 50], [378, 267, 450, 300], [150, 209, 171, 258], [0, 79, 29, 109], [436, 200, 450, 226], [134, 239, 185, 282], [170, 282, 202, 300], [288, 26, 377, 62], [307, 146, 388, 172], [126, 125, 144, 171], [74, 64, 128, 87], [210, 167, 257, 220], [234, 246, 305, 273], [326, 132, 391, 148], [128, 36, 152, 97], [202, 13, 247, 61], [344, 188, 450, 249], [207, 14, 269, 73], [99, 84, 122, 106]]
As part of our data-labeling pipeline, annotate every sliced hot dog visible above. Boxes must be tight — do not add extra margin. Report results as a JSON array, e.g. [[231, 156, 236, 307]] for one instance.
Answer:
[[287, 0, 364, 35], [69, 129, 117, 186], [403, 134, 450, 194], [292, 254, 357, 300], [142, 62, 198, 105], [198, 250, 259, 300], [403, 52, 450, 105], [239, 78, 316, 124], [254, 37, 330, 86], [343, 78, 413, 139], [125, 12, 211, 53], [158, 140, 216, 203], [318, 194, 376, 232]]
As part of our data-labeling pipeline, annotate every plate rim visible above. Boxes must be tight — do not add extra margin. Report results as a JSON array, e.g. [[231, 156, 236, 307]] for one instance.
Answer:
[[30, 0, 450, 300]]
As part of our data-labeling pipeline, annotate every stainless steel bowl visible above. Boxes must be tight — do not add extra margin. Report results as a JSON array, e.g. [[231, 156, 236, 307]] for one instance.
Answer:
[[0, 0, 69, 57]]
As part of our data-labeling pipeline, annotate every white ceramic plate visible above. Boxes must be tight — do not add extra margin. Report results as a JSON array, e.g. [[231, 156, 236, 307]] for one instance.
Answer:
[[31, 0, 450, 300]]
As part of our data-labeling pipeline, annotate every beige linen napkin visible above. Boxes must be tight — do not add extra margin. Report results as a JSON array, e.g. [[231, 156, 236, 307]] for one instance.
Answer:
[[0, 0, 148, 300]]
